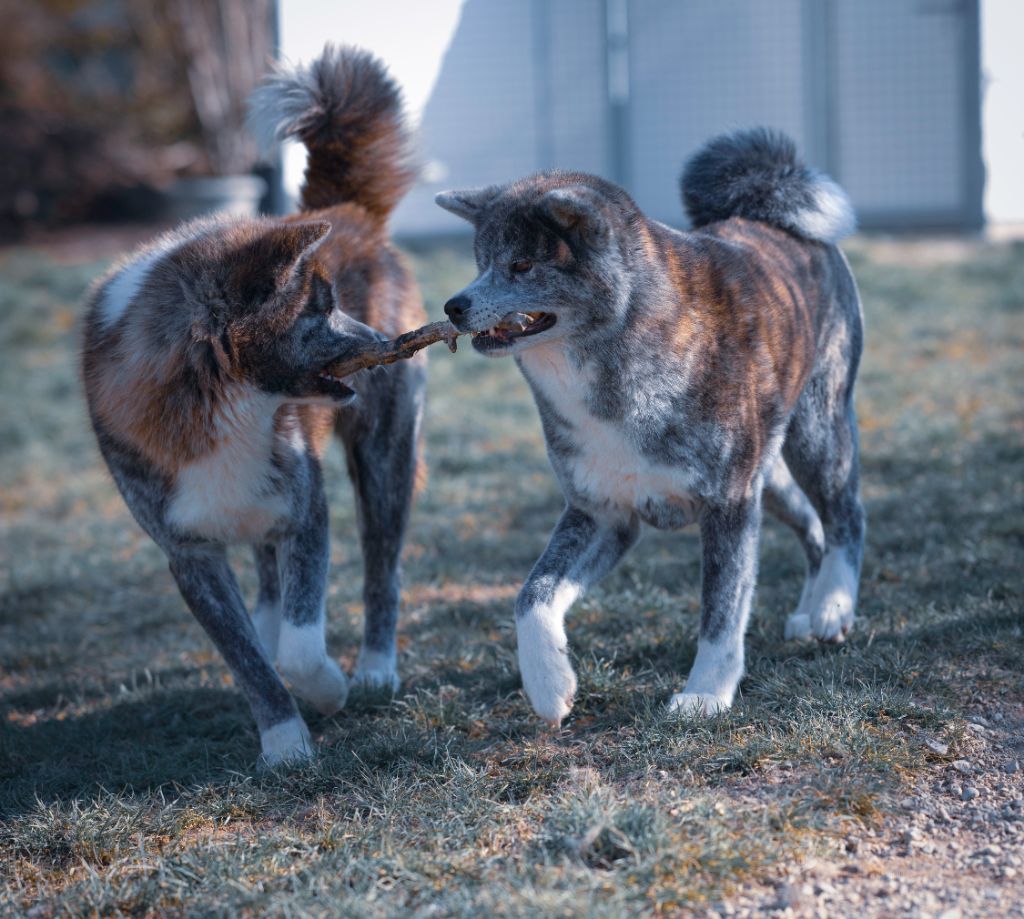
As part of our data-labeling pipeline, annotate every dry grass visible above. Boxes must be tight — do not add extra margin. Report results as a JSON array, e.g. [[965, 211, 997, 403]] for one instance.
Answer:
[[1, 232, 1021, 917]]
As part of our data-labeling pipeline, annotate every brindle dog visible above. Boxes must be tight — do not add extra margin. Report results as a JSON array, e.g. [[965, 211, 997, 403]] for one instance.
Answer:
[[436, 129, 865, 724]]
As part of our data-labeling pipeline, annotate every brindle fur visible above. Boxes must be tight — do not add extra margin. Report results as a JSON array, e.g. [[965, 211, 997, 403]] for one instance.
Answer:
[[436, 128, 864, 723], [82, 46, 425, 764]]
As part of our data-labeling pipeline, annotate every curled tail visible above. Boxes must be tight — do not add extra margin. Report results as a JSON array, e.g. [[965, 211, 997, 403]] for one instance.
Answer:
[[247, 44, 416, 220], [680, 128, 855, 243]]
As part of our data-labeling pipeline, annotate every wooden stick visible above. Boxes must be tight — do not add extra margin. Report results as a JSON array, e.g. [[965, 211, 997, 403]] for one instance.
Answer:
[[324, 320, 461, 378]]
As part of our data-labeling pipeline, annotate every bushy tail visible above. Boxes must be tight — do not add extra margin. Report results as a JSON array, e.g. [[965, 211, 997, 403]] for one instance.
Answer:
[[248, 44, 416, 220], [680, 128, 855, 243]]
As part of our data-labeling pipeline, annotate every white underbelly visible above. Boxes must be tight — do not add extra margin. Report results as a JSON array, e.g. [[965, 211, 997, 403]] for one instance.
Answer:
[[520, 345, 701, 527], [571, 431, 690, 507], [569, 430, 699, 528], [167, 455, 290, 543]]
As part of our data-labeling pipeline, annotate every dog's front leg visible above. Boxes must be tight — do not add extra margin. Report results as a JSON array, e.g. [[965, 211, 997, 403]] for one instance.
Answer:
[[670, 496, 761, 717], [276, 486, 349, 717], [252, 543, 282, 661], [517, 506, 639, 725], [167, 548, 311, 765]]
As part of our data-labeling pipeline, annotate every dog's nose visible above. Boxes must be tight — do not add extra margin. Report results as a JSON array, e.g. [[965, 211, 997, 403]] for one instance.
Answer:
[[444, 295, 471, 321]]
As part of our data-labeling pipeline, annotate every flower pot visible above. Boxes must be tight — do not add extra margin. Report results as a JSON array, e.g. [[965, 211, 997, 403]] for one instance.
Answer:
[[164, 174, 268, 221]]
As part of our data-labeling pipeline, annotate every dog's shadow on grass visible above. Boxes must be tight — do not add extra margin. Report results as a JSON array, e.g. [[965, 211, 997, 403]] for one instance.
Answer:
[[0, 684, 260, 815]]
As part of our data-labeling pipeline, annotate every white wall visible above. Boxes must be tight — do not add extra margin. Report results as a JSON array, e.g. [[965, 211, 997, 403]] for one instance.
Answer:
[[982, 0, 1024, 224], [277, 0, 464, 202], [278, 0, 1024, 230]]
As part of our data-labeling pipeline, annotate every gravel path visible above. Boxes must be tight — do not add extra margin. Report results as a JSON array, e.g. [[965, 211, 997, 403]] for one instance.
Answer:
[[712, 699, 1024, 917]]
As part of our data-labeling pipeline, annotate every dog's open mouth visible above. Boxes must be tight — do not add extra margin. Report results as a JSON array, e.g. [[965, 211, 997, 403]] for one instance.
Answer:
[[315, 369, 356, 401], [471, 311, 556, 351]]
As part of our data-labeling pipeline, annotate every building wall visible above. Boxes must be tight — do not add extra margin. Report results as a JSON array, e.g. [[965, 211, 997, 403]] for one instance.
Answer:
[[981, 0, 1024, 225], [328, 0, 987, 235]]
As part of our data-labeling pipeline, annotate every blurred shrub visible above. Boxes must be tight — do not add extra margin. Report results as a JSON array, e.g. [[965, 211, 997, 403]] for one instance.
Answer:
[[0, 0, 272, 239]]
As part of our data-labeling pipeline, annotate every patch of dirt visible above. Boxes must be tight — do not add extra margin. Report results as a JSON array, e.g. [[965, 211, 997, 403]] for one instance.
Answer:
[[713, 696, 1024, 917]]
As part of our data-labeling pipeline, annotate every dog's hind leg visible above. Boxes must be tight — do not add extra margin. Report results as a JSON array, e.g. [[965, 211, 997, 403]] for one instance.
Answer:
[[782, 330, 865, 643], [669, 495, 761, 717], [783, 398, 864, 642], [763, 457, 826, 640], [252, 543, 282, 662], [516, 506, 640, 725], [276, 481, 349, 716], [343, 366, 425, 693], [168, 547, 311, 765]]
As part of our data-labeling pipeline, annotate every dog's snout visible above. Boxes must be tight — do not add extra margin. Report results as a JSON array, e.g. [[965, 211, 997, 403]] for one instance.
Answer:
[[444, 295, 471, 321]]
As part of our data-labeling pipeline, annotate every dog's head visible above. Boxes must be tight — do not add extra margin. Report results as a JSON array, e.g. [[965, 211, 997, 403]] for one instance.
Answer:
[[435, 173, 638, 356], [186, 219, 382, 405]]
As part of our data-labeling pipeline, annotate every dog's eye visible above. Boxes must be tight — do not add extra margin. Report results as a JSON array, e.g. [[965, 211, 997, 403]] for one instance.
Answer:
[[510, 259, 533, 274]]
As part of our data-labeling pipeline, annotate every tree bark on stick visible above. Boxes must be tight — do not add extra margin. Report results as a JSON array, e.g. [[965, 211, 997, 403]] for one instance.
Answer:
[[325, 320, 461, 378]]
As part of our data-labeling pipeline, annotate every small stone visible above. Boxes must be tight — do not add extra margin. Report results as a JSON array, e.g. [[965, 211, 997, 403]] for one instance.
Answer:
[[1004, 867, 1018, 879], [966, 722, 987, 735], [938, 909, 963, 919], [962, 786, 979, 801], [1004, 760, 1020, 775], [924, 737, 950, 756], [968, 715, 991, 727], [951, 760, 973, 775], [844, 835, 860, 853], [775, 882, 806, 910], [900, 827, 922, 845]]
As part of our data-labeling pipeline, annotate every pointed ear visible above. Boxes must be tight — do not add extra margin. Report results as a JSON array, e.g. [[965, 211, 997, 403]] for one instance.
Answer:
[[536, 186, 610, 243], [435, 186, 500, 223], [230, 220, 332, 307]]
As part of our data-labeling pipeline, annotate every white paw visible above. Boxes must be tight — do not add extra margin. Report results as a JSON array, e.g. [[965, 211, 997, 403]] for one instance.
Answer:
[[518, 614, 577, 725], [277, 624, 349, 715], [259, 716, 312, 766], [352, 649, 400, 693], [784, 611, 812, 641], [667, 691, 730, 718], [811, 593, 854, 642], [808, 549, 858, 642], [286, 657, 349, 715]]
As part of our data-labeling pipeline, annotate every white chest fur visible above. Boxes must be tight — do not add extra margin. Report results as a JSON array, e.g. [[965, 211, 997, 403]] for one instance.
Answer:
[[166, 392, 293, 543], [518, 346, 698, 524]]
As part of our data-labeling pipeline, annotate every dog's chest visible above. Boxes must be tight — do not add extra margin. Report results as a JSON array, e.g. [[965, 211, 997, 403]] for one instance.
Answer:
[[166, 398, 294, 543], [520, 350, 699, 529]]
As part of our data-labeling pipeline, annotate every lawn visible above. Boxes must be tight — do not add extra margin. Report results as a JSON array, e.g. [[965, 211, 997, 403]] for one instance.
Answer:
[[0, 230, 1022, 917]]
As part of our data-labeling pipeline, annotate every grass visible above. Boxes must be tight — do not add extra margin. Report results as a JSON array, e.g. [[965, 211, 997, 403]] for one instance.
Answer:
[[0, 231, 1022, 916]]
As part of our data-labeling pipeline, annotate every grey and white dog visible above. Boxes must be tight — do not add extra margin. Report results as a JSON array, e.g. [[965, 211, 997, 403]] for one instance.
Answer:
[[436, 129, 865, 723]]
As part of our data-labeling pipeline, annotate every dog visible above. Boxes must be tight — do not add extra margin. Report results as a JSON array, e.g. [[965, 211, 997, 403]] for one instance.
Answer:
[[435, 129, 865, 724], [81, 46, 425, 764]]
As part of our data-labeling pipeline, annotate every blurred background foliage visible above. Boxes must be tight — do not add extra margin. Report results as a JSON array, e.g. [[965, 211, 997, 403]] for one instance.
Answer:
[[0, 0, 271, 240]]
